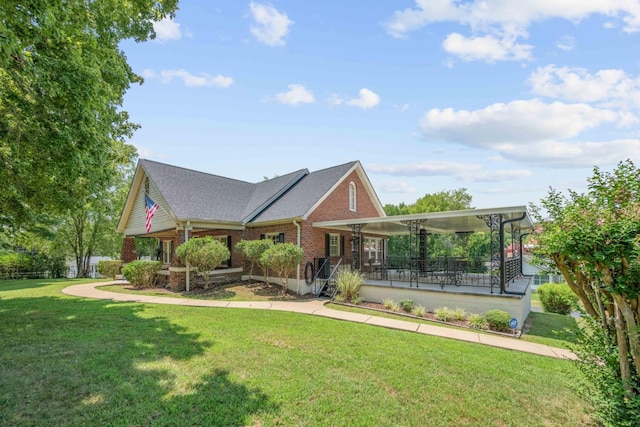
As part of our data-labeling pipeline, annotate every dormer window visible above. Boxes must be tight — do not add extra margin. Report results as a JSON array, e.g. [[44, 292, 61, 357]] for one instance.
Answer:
[[349, 181, 357, 212]]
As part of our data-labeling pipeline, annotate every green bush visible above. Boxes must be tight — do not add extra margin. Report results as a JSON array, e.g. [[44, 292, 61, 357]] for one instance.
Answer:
[[411, 305, 426, 317], [382, 298, 394, 309], [572, 314, 640, 426], [484, 309, 512, 332], [399, 299, 415, 312], [335, 269, 364, 303], [122, 260, 162, 289], [0, 250, 65, 279], [97, 260, 123, 279], [536, 283, 578, 315], [434, 307, 454, 322], [390, 301, 401, 312], [452, 307, 468, 321], [468, 313, 487, 330]]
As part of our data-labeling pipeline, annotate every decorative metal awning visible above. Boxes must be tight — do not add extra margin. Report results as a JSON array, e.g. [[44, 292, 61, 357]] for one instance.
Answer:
[[312, 206, 533, 236]]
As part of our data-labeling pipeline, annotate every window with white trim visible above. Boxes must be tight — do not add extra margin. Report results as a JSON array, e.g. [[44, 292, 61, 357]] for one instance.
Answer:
[[349, 181, 357, 212], [364, 237, 383, 264], [213, 235, 230, 267], [162, 240, 173, 264], [329, 234, 341, 257]]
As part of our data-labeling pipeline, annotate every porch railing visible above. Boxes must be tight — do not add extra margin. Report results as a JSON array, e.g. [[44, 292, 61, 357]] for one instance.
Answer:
[[358, 256, 516, 292]]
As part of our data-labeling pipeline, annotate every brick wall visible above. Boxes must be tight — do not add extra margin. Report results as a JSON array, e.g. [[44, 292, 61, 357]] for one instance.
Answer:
[[120, 237, 137, 263]]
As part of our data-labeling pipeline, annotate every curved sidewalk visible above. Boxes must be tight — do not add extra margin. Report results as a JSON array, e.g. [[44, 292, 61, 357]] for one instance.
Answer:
[[62, 281, 576, 360]]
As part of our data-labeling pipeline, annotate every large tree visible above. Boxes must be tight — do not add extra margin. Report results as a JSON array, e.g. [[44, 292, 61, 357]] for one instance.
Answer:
[[0, 1, 178, 226], [11, 142, 136, 277], [532, 160, 640, 423], [384, 189, 474, 259]]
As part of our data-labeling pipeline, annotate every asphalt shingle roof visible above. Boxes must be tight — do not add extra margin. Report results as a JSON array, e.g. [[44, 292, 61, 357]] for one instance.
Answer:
[[139, 159, 357, 224]]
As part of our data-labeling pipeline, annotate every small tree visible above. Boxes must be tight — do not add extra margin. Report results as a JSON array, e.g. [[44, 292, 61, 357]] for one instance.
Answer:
[[235, 239, 273, 281], [533, 159, 640, 424], [260, 243, 303, 295], [176, 237, 230, 289]]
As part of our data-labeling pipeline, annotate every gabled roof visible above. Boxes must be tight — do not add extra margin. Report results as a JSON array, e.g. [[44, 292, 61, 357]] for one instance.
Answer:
[[250, 161, 360, 223], [118, 159, 382, 234]]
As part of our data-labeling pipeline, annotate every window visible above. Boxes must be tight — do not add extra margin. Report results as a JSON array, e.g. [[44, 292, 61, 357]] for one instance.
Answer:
[[349, 182, 357, 211], [364, 237, 383, 264], [329, 234, 340, 257], [162, 240, 173, 264], [213, 236, 230, 267], [263, 233, 284, 244]]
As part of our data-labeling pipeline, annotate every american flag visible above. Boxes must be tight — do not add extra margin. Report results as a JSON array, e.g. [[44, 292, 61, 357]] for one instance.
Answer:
[[145, 194, 158, 233]]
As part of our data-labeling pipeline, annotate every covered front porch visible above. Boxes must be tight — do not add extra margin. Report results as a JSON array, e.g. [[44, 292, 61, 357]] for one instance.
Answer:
[[313, 206, 535, 325]]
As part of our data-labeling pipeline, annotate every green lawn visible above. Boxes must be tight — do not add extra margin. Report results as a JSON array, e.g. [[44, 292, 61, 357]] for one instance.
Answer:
[[1, 279, 592, 426]]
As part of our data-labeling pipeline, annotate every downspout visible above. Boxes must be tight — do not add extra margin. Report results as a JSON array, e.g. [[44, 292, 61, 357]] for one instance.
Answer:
[[499, 213, 527, 295], [185, 221, 191, 292], [294, 220, 301, 295]]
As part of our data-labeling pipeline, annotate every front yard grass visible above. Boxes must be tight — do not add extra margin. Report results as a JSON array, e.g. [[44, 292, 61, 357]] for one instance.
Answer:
[[1, 279, 592, 426]]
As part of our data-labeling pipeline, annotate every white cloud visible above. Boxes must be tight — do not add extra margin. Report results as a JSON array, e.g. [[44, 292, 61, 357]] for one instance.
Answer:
[[328, 93, 344, 106], [385, 1, 640, 62], [375, 180, 416, 194], [420, 99, 619, 146], [276, 84, 315, 105], [249, 2, 293, 46], [346, 88, 381, 109], [529, 65, 640, 108], [442, 33, 532, 62], [498, 139, 640, 167], [133, 144, 167, 160], [386, 1, 640, 38], [417, 99, 639, 167], [153, 18, 181, 42], [143, 69, 233, 88], [368, 161, 532, 182], [556, 35, 575, 51]]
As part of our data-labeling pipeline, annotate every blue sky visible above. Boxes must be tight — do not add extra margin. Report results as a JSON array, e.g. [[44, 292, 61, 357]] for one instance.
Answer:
[[120, 1, 640, 209]]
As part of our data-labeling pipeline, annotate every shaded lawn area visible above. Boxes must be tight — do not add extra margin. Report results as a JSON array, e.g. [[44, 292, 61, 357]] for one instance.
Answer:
[[1, 279, 592, 426]]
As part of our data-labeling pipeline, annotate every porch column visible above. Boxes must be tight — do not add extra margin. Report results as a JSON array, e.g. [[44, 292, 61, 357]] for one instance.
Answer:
[[349, 224, 366, 270], [480, 214, 502, 294], [400, 219, 427, 287]]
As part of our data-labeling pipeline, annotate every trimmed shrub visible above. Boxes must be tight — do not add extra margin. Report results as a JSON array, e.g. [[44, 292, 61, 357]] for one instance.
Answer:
[[97, 260, 123, 279], [122, 260, 162, 289], [536, 283, 578, 315], [335, 269, 364, 303], [399, 299, 415, 313], [411, 305, 426, 317], [260, 243, 303, 294], [484, 309, 512, 332], [176, 237, 230, 289], [382, 298, 395, 309], [452, 307, 468, 321], [468, 313, 487, 330], [434, 306, 454, 322], [390, 301, 402, 313]]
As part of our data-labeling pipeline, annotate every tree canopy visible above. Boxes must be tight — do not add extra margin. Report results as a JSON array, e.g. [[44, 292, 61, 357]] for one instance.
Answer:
[[384, 189, 477, 259], [0, 1, 178, 226]]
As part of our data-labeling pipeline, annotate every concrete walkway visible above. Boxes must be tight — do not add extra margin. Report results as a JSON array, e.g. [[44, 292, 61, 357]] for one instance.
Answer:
[[62, 281, 576, 360]]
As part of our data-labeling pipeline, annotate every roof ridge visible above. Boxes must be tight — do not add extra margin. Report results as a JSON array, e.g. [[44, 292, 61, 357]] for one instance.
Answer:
[[140, 158, 253, 185]]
